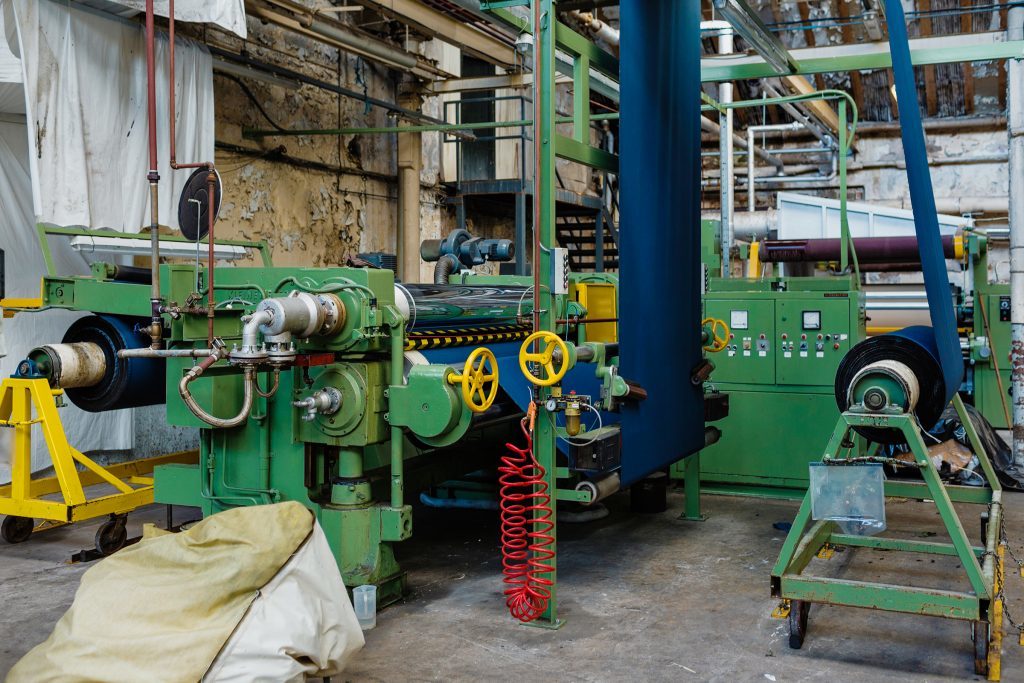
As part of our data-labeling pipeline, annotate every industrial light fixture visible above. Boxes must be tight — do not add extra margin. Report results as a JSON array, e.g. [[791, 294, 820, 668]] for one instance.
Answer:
[[711, 0, 800, 75]]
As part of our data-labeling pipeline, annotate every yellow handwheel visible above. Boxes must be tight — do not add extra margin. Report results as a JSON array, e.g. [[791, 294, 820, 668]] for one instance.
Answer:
[[519, 331, 570, 387], [702, 317, 730, 353], [447, 347, 499, 413]]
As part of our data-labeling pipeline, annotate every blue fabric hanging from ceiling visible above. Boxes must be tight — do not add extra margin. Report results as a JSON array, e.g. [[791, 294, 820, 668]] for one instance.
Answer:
[[617, 0, 704, 486], [882, 0, 964, 402]]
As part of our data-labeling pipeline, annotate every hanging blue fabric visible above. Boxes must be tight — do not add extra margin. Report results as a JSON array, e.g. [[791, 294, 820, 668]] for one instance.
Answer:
[[882, 0, 963, 402]]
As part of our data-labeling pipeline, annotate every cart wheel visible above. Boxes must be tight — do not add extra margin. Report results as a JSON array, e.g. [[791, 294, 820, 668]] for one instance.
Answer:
[[788, 600, 810, 649], [973, 620, 990, 676], [95, 516, 128, 556], [1, 516, 34, 544]]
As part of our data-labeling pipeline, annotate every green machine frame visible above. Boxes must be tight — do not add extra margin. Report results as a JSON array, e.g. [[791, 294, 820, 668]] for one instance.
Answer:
[[772, 394, 1004, 676]]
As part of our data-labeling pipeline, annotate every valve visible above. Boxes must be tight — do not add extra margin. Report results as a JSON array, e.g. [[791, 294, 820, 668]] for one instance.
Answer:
[[519, 331, 570, 387], [447, 347, 499, 413], [701, 317, 730, 353], [293, 387, 342, 422]]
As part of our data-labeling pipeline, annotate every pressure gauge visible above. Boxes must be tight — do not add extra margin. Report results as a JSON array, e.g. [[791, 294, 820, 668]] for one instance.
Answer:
[[802, 310, 822, 330], [730, 310, 748, 330], [545, 398, 558, 412]]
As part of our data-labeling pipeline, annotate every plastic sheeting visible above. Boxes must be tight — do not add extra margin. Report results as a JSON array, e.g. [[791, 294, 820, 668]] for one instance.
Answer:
[[617, 0, 704, 486], [0, 0, 213, 477], [882, 0, 964, 402], [9, 0, 215, 230], [101, 0, 248, 39], [8, 502, 363, 681]]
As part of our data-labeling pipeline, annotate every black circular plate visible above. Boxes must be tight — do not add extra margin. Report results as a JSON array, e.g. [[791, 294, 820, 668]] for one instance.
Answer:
[[177, 168, 222, 241]]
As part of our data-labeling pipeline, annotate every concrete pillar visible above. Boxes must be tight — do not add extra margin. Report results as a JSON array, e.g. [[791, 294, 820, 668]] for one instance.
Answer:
[[398, 93, 423, 283]]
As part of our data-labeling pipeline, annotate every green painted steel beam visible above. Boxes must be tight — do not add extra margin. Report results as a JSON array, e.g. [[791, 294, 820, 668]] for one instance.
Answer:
[[829, 534, 985, 558], [779, 575, 982, 620], [554, 20, 618, 78], [884, 480, 994, 505], [555, 134, 618, 172], [702, 32, 1024, 82]]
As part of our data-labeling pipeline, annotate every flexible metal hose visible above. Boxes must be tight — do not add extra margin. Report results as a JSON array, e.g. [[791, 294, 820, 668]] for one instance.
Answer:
[[433, 253, 460, 285], [179, 357, 255, 429]]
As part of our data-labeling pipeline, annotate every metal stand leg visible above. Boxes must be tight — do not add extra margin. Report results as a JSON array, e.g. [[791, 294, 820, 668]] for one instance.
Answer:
[[681, 453, 705, 521]]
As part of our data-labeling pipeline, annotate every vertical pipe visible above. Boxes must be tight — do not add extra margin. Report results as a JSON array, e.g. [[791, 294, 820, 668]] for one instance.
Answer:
[[145, 0, 162, 348], [1008, 6, 1024, 466], [839, 100, 849, 273], [703, 22, 734, 277], [398, 94, 423, 283], [515, 191, 527, 275], [746, 126, 755, 212], [389, 316, 405, 508]]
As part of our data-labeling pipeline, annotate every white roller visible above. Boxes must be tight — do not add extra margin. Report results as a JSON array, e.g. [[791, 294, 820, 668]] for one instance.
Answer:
[[848, 359, 920, 413]]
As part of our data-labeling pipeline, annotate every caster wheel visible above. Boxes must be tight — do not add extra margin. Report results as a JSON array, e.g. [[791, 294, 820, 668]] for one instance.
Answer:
[[1, 516, 34, 544], [95, 517, 128, 556], [973, 620, 990, 676], [788, 600, 810, 649]]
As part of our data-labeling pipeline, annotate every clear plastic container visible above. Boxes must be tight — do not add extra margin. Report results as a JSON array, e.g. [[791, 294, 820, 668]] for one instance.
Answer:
[[809, 462, 886, 536], [353, 584, 377, 630]]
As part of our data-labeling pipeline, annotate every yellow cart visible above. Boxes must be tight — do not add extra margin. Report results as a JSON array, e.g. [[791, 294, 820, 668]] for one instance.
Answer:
[[0, 376, 196, 554]]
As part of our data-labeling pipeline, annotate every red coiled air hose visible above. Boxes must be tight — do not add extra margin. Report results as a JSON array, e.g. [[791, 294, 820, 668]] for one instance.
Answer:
[[499, 405, 555, 622]]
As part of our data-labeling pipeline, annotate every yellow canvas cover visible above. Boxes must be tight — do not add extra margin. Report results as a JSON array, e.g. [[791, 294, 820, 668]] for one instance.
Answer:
[[8, 502, 314, 682]]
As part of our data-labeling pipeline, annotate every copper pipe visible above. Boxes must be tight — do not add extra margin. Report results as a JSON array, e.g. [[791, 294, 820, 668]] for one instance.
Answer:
[[168, 0, 218, 345], [145, 0, 163, 348]]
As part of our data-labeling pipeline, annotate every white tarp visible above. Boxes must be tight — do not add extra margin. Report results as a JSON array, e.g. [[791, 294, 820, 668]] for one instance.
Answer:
[[101, 0, 248, 40], [0, 0, 214, 476]]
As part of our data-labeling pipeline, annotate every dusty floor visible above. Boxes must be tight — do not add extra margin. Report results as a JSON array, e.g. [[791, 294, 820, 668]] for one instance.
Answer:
[[1, 489, 1022, 682]]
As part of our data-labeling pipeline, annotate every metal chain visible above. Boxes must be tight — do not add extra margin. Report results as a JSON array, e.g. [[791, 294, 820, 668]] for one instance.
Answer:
[[987, 523, 1024, 636], [821, 455, 922, 468]]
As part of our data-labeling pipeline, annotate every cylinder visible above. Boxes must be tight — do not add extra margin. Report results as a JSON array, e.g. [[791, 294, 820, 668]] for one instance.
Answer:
[[394, 284, 532, 331], [834, 327, 947, 444], [27, 343, 107, 389], [61, 315, 166, 412], [575, 472, 621, 506], [258, 292, 344, 338], [759, 235, 961, 264]]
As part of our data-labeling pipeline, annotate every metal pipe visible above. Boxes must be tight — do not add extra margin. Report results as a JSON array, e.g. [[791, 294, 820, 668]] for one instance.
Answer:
[[246, 2, 443, 78], [144, 0, 162, 349], [1009, 4, 1024, 467], [241, 309, 274, 353], [118, 348, 218, 359], [179, 356, 255, 429], [398, 93, 423, 282], [169, 0, 220, 345], [704, 21, 735, 278], [747, 126, 755, 211], [699, 117, 781, 169], [390, 313, 406, 509]]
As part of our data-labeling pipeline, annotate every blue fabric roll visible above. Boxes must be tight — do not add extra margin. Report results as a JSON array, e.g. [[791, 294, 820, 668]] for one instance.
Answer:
[[882, 0, 964, 401], [617, 0, 704, 486]]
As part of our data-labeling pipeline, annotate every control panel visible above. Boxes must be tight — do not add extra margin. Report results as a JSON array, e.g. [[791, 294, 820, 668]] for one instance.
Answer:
[[775, 298, 851, 385], [704, 298, 775, 385], [704, 292, 858, 388]]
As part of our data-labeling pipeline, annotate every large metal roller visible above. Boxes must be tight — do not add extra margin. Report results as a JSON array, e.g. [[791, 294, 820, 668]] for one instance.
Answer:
[[834, 326, 948, 444], [760, 235, 961, 264], [56, 315, 166, 412], [394, 284, 531, 331]]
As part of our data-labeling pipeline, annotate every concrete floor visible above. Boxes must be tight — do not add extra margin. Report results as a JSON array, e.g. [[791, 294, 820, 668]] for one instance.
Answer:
[[2, 490, 1022, 681]]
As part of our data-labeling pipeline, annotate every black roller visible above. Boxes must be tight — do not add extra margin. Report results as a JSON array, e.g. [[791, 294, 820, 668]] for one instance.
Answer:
[[62, 315, 166, 412], [834, 326, 947, 444]]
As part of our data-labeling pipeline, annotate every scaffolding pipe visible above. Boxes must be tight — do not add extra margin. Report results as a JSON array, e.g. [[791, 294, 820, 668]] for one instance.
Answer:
[[1009, 5, 1024, 466]]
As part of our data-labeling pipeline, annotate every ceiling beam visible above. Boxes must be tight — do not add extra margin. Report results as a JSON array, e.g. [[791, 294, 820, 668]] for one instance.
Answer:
[[701, 31, 1024, 82], [351, 0, 517, 68]]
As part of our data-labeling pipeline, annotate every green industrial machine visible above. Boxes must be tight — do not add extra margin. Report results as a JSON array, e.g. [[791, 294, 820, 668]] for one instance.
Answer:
[[5, 224, 634, 610], [675, 276, 866, 496], [965, 233, 1012, 429]]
